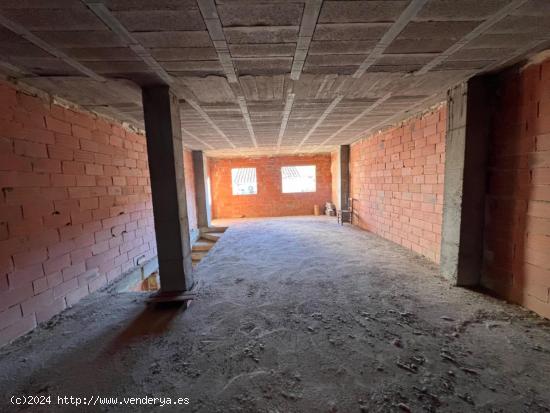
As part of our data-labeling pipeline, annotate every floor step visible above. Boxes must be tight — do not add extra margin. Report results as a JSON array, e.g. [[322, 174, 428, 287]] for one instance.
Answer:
[[191, 251, 208, 261], [192, 239, 215, 252], [200, 226, 228, 233], [192, 228, 225, 266], [202, 232, 223, 242]]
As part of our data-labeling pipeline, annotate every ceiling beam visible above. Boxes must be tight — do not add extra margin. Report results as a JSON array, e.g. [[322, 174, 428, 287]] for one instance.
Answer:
[[197, 0, 238, 83], [290, 0, 323, 80], [277, 92, 296, 151], [237, 96, 258, 147], [0, 14, 104, 81], [349, 71, 480, 143], [315, 93, 392, 147], [82, 1, 173, 85], [295, 94, 343, 151], [85, 0, 241, 151], [348, 35, 550, 147], [0, 61, 31, 78], [197, 0, 260, 149], [352, 0, 428, 78], [184, 99, 237, 149], [415, 0, 528, 75], [342, 33, 550, 148], [350, 95, 444, 144], [182, 127, 216, 150], [484, 38, 550, 72]]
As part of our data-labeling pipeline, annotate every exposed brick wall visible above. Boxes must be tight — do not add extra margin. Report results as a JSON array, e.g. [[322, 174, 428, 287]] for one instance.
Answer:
[[0, 80, 198, 346], [350, 105, 446, 263], [0, 80, 156, 346], [482, 58, 550, 318], [209, 155, 332, 218]]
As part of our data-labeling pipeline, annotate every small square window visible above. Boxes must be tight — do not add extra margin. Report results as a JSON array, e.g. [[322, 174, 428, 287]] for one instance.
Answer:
[[281, 165, 316, 193], [231, 168, 257, 195]]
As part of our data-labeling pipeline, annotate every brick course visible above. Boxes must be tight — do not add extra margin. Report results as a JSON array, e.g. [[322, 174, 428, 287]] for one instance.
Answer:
[[0, 80, 197, 346], [348, 105, 446, 263], [209, 155, 332, 218], [482, 58, 550, 319]]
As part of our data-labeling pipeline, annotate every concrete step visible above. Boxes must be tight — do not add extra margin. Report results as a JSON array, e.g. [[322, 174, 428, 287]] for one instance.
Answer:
[[200, 226, 228, 233], [191, 251, 208, 262], [202, 232, 223, 242], [192, 239, 215, 252]]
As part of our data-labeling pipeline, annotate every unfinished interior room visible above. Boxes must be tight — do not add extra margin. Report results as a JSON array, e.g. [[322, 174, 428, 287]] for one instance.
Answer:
[[0, 0, 550, 411]]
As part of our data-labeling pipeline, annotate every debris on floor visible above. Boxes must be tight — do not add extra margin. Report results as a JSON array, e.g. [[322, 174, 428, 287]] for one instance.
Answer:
[[1, 217, 549, 412]]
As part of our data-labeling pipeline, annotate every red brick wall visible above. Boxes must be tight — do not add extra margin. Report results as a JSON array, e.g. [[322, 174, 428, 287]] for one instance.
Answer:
[[482, 58, 550, 318], [209, 155, 332, 218], [0, 80, 197, 346], [350, 105, 446, 263]]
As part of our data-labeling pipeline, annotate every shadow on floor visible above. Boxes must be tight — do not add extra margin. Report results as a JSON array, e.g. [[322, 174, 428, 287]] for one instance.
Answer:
[[103, 302, 185, 355]]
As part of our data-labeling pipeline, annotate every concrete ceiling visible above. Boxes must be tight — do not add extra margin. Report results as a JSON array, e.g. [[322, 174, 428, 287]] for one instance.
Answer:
[[1, 0, 549, 157]]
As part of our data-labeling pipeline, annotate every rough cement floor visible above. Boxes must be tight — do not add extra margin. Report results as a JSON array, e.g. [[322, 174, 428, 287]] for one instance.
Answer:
[[1, 216, 550, 413]]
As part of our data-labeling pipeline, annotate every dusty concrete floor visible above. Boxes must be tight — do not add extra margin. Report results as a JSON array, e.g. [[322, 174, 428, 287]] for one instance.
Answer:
[[1, 216, 550, 412]]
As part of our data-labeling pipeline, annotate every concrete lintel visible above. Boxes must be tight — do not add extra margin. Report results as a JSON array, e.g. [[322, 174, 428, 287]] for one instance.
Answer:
[[142, 85, 193, 293]]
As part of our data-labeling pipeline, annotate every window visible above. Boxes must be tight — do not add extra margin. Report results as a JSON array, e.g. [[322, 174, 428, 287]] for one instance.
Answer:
[[281, 165, 316, 193], [231, 168, 257, 195]]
